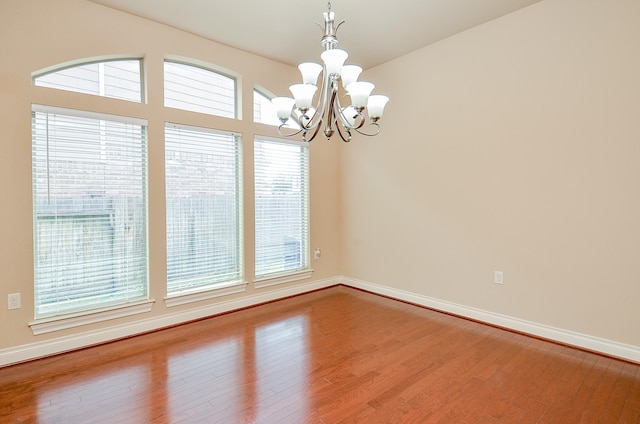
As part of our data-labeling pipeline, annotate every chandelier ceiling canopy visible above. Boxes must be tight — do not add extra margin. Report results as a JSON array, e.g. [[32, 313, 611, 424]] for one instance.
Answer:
[[273, 2, 389, 142]]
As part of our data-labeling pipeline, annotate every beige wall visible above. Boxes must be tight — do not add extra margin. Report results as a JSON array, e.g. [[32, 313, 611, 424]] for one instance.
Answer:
[[343, 0, 640, 346], [0, 0, 340, 353], [2, 0, 639, 361]]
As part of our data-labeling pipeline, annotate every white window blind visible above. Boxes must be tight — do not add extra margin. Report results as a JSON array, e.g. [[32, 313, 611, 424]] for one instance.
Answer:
[[165, 124, 243, 295], [32, 106, 148, 318], [34, 59, 143, 103], [254, 137, 309, 278], [164, 61, 236, 118]]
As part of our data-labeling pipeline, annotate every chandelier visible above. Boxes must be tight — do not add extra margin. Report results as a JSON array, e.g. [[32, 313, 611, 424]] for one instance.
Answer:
[[272, 2, 389, 142]]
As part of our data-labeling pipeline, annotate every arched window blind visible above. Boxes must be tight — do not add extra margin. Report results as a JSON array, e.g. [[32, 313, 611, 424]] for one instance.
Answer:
[[164, 61, 236, 118], [254, 137, 309, 278], [33, 59, 143, 103], [32, 105, 148, 318], [165, 124, 243, 295]]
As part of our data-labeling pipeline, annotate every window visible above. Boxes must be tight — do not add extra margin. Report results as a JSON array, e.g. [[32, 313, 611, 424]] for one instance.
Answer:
[[253, 90, 280, 126], [254, 137, 309, 280], [34, 59, 143, 103], [32, 106, 148, 318], [254, 89, 298, 129], [165, 124, 243, 296], [164, 61, 236, 118]]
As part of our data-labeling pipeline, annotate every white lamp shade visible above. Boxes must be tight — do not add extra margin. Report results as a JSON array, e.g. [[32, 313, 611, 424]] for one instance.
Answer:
[[321, 49, 348, 76], [346, 81, 375, 109], [341, 65, 362, 89], [271, 97, 295, 120], [289, 84, 317, 110], [298, 62, 323, 85], [367, 95, 389, 119]]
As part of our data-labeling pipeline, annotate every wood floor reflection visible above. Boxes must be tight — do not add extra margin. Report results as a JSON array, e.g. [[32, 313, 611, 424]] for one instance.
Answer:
[[1, 286, 639, 423]]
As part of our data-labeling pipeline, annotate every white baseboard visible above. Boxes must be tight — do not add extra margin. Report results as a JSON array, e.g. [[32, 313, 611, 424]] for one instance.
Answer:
[[3, 275, 638, 367], [338, 276, 640, 363], [0, 277, 338, 368]]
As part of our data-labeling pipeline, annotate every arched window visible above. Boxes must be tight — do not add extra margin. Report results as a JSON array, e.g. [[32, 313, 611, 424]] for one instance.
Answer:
[[34, 58, 143, 103], [164, 61, 236, 118], [31, 57, 147, 323], [163, 60, 243, 302]]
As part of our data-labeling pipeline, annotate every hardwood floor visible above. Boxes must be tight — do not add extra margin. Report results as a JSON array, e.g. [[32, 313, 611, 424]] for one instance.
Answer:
[[1, 286, 639, 423]]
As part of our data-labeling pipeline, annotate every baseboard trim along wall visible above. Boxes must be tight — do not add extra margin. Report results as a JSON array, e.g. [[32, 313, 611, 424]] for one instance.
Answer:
[[0, 277, 339, 368], [2, 275, 639, 367], [339, 276, 640, 364]]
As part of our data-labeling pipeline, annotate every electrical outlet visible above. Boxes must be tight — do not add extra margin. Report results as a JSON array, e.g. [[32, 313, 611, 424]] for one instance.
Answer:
[[314, 248, 321, 260], [8, 293, 21, 310], [494, 271, 504, 285]]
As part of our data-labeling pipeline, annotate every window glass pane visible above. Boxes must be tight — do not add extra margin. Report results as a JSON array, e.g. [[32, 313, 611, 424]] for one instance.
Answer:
[[164, 62, 236, 118], [253, 89, 298, 129], [34, 60, 142, 103], [253, 90, 281, 126], [254, 138, 309, 278], [165, 124, 242, 295], [32, 108, 148, 318]]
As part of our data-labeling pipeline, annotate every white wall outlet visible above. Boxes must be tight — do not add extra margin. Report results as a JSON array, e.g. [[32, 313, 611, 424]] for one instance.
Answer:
[[8, 293, 21, 310], [494, 271, 504, 285], [314, 248, 321, 260]]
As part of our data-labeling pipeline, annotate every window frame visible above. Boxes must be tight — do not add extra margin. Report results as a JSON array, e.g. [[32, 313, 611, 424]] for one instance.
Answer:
[[253, 136, 312, 287], [30, 104, 151, 331], [163, 122, 246, 305]]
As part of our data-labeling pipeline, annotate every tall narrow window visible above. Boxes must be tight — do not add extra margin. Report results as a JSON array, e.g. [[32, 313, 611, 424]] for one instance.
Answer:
[[164, 61, 236, 118], [165, 124, 243, 295], [32, 106, 148, 318], [254, 137, 309, 279], [34, 59, 143, 103]]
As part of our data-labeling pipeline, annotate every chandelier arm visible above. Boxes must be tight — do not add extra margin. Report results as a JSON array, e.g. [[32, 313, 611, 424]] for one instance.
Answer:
[[323, 77, 340, 139], [353, 122, 382, 137], [277, 123, 304, 138], [333, 91, 346, 123], [301, 95, 323, 132], [296, 66, 331, 142], [303, 120, 323, 142], [328, 92, 352, 142], [336, 106, 367, 131], [311, 66, 331, 130], [299, 111, 314, 131], [335, 119, 352, 142], [298, 70, 332, 142], [353, 112, 366, 130]]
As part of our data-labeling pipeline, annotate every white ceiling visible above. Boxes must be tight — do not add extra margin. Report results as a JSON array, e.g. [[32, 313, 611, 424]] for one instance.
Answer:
[[88, 0, 543, 69]]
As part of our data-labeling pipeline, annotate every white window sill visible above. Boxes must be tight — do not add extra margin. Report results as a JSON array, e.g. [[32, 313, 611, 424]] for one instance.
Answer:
[[29, 299, 155, 336], [253, 268, 314, 289], [164, 281, 248, 308]]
